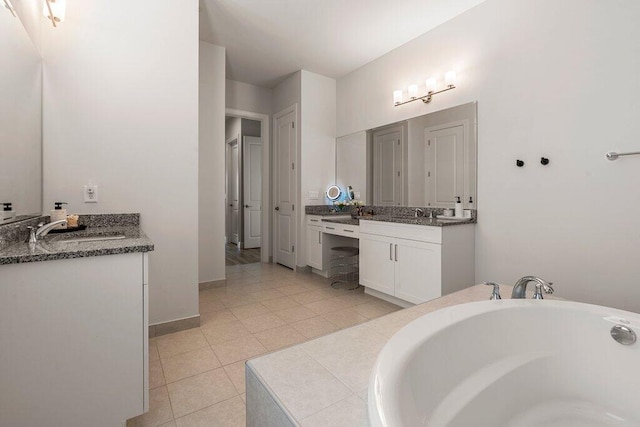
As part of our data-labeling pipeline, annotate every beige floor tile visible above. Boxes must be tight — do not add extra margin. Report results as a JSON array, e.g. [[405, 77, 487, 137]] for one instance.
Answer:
[[225, 275, 263, 286], [239, 313, 286, 333], [156, 329, 209, 359], [167, 369, 238, 419], [228, 302, 271, 319], [291, 316, 339, 339], [149, 359, 166, 389], [199, 309, 238, 327], [322, 308, 368, 328], [304, 296, 354, 315], [223, 360, 247, 394], [352, 300, 401, 319], [290, 290, 331, 305], [198, 298, 226, 315], [158, 421, 177, 427], [149, 341, 160, 362], [239, 282, 275, 293], [161, 347, 221, 384], [127, 386, 173, 426], [240, 393, 246, 403], [247, 289, 285, 302], [254, 325, 307, 351], [174, 395, 245, 427], [274, 283, 314, 295], [201, 320, 251, 345], [274, 305, 318, 323], [260, 296, 300, 312], [219, 294, 258, 308], [211, 335, 267, 365]]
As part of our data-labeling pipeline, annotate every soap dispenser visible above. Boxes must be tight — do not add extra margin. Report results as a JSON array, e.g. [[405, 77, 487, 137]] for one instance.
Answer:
[[50, 202, 68, 229], [454, 196, 463, 218], [2, 203, 15, 221]]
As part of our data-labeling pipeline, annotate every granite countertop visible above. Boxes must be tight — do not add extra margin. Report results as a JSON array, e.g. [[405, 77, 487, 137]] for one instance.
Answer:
[[246, 285, 557, 426], [320, 215, 476, 227], [0, 225, 154, 265], [307, 212, 353, 218]]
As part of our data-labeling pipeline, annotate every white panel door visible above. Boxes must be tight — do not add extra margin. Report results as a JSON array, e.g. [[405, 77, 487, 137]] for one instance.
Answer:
[[243, 136, 262, 249], [306, 225, 323, 270], [359, 234, 395, 295], [274, 109, 296, 268], [373, 127, 403, 206], [394, 239, 442, 304], [228, 139, 240, 245], [425, 124, 465, 207]]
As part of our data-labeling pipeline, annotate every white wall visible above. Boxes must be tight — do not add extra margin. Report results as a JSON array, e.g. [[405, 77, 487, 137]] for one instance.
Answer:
[[337, 0, 640, 312], [226, 79, 272, 115], [42, 0, 200, 325], [199, 41, 227, 284], [299, 71, 336, 266]]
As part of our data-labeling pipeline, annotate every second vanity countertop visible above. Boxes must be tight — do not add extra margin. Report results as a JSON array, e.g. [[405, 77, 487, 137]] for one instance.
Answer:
[[0, 215, 154, 265], [319, 215, 476, 227]]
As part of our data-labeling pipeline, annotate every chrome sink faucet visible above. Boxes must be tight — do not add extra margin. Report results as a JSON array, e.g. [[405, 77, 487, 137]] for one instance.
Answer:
[[414, 208, 425, 218], [27, 220, 67, 244], [512, 276, 554, 299]]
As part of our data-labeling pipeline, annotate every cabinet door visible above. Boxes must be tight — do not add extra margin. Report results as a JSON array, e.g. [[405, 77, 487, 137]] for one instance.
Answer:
[[360, 234, 395, 295], [395, 239, 442, 304], [306, 225, 323, 269]]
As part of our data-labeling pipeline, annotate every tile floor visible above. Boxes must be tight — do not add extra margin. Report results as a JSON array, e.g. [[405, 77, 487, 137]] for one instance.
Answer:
[[128, 262, 401, 427]]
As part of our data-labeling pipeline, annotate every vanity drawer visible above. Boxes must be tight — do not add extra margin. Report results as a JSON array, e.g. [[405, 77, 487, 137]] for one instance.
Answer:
[[360, 220, 441, 244], [307, 215, 323, 226], [323, 223, 359, 238]]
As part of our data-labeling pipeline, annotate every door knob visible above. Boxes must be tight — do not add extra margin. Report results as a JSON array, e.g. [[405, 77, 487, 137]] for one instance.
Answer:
[[244, 205, 251, 208], [275, 206, 280, 211], [229, 204, 233, 207]]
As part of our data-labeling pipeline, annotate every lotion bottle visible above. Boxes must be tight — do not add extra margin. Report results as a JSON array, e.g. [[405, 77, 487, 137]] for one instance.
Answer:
[[50, 202, 68, 229], [2, 203, 15, 221], [454, 196, 463, 218]]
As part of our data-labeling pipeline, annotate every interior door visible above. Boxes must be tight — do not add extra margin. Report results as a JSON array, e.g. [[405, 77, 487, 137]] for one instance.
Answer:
[[243, 136, 262, 249], [274, 109, 296, 268], [425, 124, 465, 207], [228, 139, 240, 245], [373, 127, 404, 206]]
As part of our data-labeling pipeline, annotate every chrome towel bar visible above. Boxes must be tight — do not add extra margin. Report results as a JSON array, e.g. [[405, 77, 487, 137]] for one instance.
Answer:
[[606, 151, 640, 161]]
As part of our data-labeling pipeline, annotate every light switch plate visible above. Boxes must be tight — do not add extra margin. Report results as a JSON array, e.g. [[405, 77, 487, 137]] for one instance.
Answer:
[[84, 185, 98, 203], [308, 191, 319, 200], [354, 192, 361, 199]]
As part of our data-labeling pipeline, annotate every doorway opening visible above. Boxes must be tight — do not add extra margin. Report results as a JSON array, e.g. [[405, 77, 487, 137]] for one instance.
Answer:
[[224, 111, 269, 266]]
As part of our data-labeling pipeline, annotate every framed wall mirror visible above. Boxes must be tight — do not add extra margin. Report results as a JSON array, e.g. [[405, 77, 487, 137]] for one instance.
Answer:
[[0, 7, 42, 224], [336, 102, 477, 208]]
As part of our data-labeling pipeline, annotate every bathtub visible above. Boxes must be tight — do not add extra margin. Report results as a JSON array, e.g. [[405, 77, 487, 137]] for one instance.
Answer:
[[369, 300, 640, 426]]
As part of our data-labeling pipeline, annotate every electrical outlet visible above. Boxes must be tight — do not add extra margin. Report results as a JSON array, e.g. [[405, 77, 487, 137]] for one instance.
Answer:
[[84, 185, 98, 203], [308, 191, 319, 200]]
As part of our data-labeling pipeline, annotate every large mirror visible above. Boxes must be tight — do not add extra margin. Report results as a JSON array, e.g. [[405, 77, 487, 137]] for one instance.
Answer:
[[336, 102, 477, 208], [0, 6, 42, 223]]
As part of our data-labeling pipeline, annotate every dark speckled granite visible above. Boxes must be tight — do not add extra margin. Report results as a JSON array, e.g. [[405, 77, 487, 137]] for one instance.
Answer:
[[308, 205, 477, 227], [0, 213, 153, 265], [321, 218, 360, 226]]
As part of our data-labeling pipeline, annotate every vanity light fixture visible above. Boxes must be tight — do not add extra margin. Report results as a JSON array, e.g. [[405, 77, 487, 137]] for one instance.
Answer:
[[43, 0, 65, 28], [3, 0, 16, 17], [393, 71, 457, 107]]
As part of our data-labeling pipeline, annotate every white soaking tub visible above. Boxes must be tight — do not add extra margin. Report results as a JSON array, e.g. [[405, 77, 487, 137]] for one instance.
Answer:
[[369, 300, 640, 427]]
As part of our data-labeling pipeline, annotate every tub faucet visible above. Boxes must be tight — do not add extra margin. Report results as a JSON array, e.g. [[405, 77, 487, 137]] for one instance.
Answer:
[[483, 282, 502, 300], [27, 220, 67, 244], [512, 276, 554, 299]]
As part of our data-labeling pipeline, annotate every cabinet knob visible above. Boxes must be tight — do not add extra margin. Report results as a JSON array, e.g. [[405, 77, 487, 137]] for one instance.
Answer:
[[275, 206, 280, 211]]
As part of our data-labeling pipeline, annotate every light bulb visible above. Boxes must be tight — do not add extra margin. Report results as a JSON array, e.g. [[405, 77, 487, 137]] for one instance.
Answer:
[[445, 71, 457, 87], [393, 90, 403, 104], [43, 0, 66, 23], [408, 84, 419, 99], [425, 78, 437, 93]]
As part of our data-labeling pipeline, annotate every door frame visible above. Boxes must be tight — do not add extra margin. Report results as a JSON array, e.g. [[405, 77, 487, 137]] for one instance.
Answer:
[[225, 108, 271, 263], [225, 135, 240, 245], [272, 104, 298, 269]]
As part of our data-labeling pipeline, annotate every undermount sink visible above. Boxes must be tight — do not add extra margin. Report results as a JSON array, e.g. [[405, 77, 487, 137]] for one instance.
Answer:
[[59, 235, 126, 244]]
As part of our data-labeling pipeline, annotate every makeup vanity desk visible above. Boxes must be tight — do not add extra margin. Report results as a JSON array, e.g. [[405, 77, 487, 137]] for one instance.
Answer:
[[306, 213, 476, 307]]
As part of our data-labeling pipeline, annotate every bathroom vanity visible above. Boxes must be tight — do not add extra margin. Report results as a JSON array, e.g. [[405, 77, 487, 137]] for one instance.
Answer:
[[0, 214, 153, 427], [306, 208, 475, 306]]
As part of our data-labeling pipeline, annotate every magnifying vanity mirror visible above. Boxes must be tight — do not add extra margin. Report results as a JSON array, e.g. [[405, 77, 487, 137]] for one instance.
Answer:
[[336, 102, 477, 208], [326, 185, 342, 201], [0, 7, 43, 224]]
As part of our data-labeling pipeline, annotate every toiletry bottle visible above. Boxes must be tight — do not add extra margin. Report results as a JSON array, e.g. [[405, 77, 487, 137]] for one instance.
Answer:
[[454, 196, 463, 218], [50, 202, 68, 229], [2, 203, 15, 221]]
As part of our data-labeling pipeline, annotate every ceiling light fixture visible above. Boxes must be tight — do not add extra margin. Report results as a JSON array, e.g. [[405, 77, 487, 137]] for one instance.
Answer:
[[393, 71, 457, 106], [43, 0, 65, 28]]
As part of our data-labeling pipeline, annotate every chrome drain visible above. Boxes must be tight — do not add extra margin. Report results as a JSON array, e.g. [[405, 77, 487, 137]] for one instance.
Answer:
[[611, 324, 636, 345]]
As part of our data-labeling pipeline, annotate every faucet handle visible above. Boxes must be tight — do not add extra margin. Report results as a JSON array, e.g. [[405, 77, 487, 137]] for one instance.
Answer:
[[27, 226, 37, 244], [533, 282, 554, 299], [482, 282, 502, 300]]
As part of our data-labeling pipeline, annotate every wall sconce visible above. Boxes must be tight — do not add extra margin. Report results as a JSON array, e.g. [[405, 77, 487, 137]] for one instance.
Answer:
[[43, 0, 65, 27], [393, 71, 457, 106]]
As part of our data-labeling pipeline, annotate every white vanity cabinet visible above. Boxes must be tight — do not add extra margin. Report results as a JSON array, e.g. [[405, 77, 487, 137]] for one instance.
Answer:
[[359, 220, 474, 305], [0, 252, 149, 427], [306, 219, 324, 270], [306, 215, 354, 273]]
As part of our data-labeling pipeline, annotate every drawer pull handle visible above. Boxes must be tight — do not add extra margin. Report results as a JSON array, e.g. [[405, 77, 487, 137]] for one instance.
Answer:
[[326, 227, 335, 230], [310, 219, 318, 222], [343, 229, 354, 233]]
